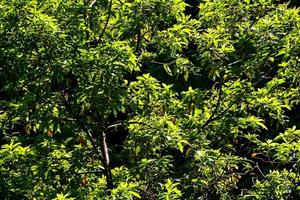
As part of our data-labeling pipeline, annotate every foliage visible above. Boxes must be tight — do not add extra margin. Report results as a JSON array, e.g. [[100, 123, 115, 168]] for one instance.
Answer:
[[1, 0, 300, 199]]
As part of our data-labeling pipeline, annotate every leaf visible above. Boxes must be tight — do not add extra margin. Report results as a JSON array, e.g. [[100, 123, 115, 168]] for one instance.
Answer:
[[268, 57, 274, 62], [128, 191, 141, 199], [279, 61, 288, 67], [178, 142, 184, 153], [256, 121, 268, 130], [11, 116, 21, 122], [53, 106, 59, 117], [163, 64, 173, 76], [208, 67, 216, 78], [183, 67, 189, 81]]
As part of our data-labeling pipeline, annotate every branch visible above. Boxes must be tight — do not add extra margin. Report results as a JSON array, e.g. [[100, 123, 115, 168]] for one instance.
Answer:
[[136, 26, 141, 55], [105, 121, 147, 132], [76, 170, 104, 174], [98, 0, 113, 43], [254, 162, 265, 177], [200, 74, 223, 130], [199, 70, 272, 132], [59, 89, 103, 165], [201, 90, 245, 130], [83, 0, 90, 40], [150, 60, 176, 65], [102, 131, 114, 189]]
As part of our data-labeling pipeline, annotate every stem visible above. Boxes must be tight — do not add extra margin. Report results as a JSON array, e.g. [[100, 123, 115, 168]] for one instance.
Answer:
[[102, 131, 114, 189], [199, 69, 274, 132], [60, 89, 103, 163], [83, 0, 90, 40], [136, 26, 141, 55], [98, 0, 113, 43], [200, 74, 223, 130]]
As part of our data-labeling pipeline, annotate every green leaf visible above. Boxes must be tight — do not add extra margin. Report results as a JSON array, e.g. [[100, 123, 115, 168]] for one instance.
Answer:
[[11, 116, 21, 122], [163, 64, 173, 76], [128, 191, 141, 199]]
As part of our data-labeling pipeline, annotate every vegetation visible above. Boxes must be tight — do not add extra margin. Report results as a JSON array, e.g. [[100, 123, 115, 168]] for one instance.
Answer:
[[1, 0, 300, 199]]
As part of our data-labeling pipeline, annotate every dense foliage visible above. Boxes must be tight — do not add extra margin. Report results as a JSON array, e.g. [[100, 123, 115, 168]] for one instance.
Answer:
[[1, 0, 300, 199]]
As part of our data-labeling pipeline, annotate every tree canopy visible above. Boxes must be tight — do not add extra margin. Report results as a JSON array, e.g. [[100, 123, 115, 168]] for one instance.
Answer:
[[1, 0, 300, 199]]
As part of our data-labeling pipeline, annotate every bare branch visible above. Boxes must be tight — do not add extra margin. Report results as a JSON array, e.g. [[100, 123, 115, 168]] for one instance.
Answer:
[[102, 131, 114, 189]]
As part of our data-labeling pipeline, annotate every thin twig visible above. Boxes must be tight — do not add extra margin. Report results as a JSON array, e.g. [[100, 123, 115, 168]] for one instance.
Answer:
[[199, 69, 274, 132], [98, 0, 113, 43], [105, 121, 147, 132], [136, 26, 141, 54], [254, 162, 265, 177], [83, 0, 90, 40], [76, 170, 104, 174], [150, 60, 176, 65], [59, 89, 104, 164], [200, 74, 224, 130]]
